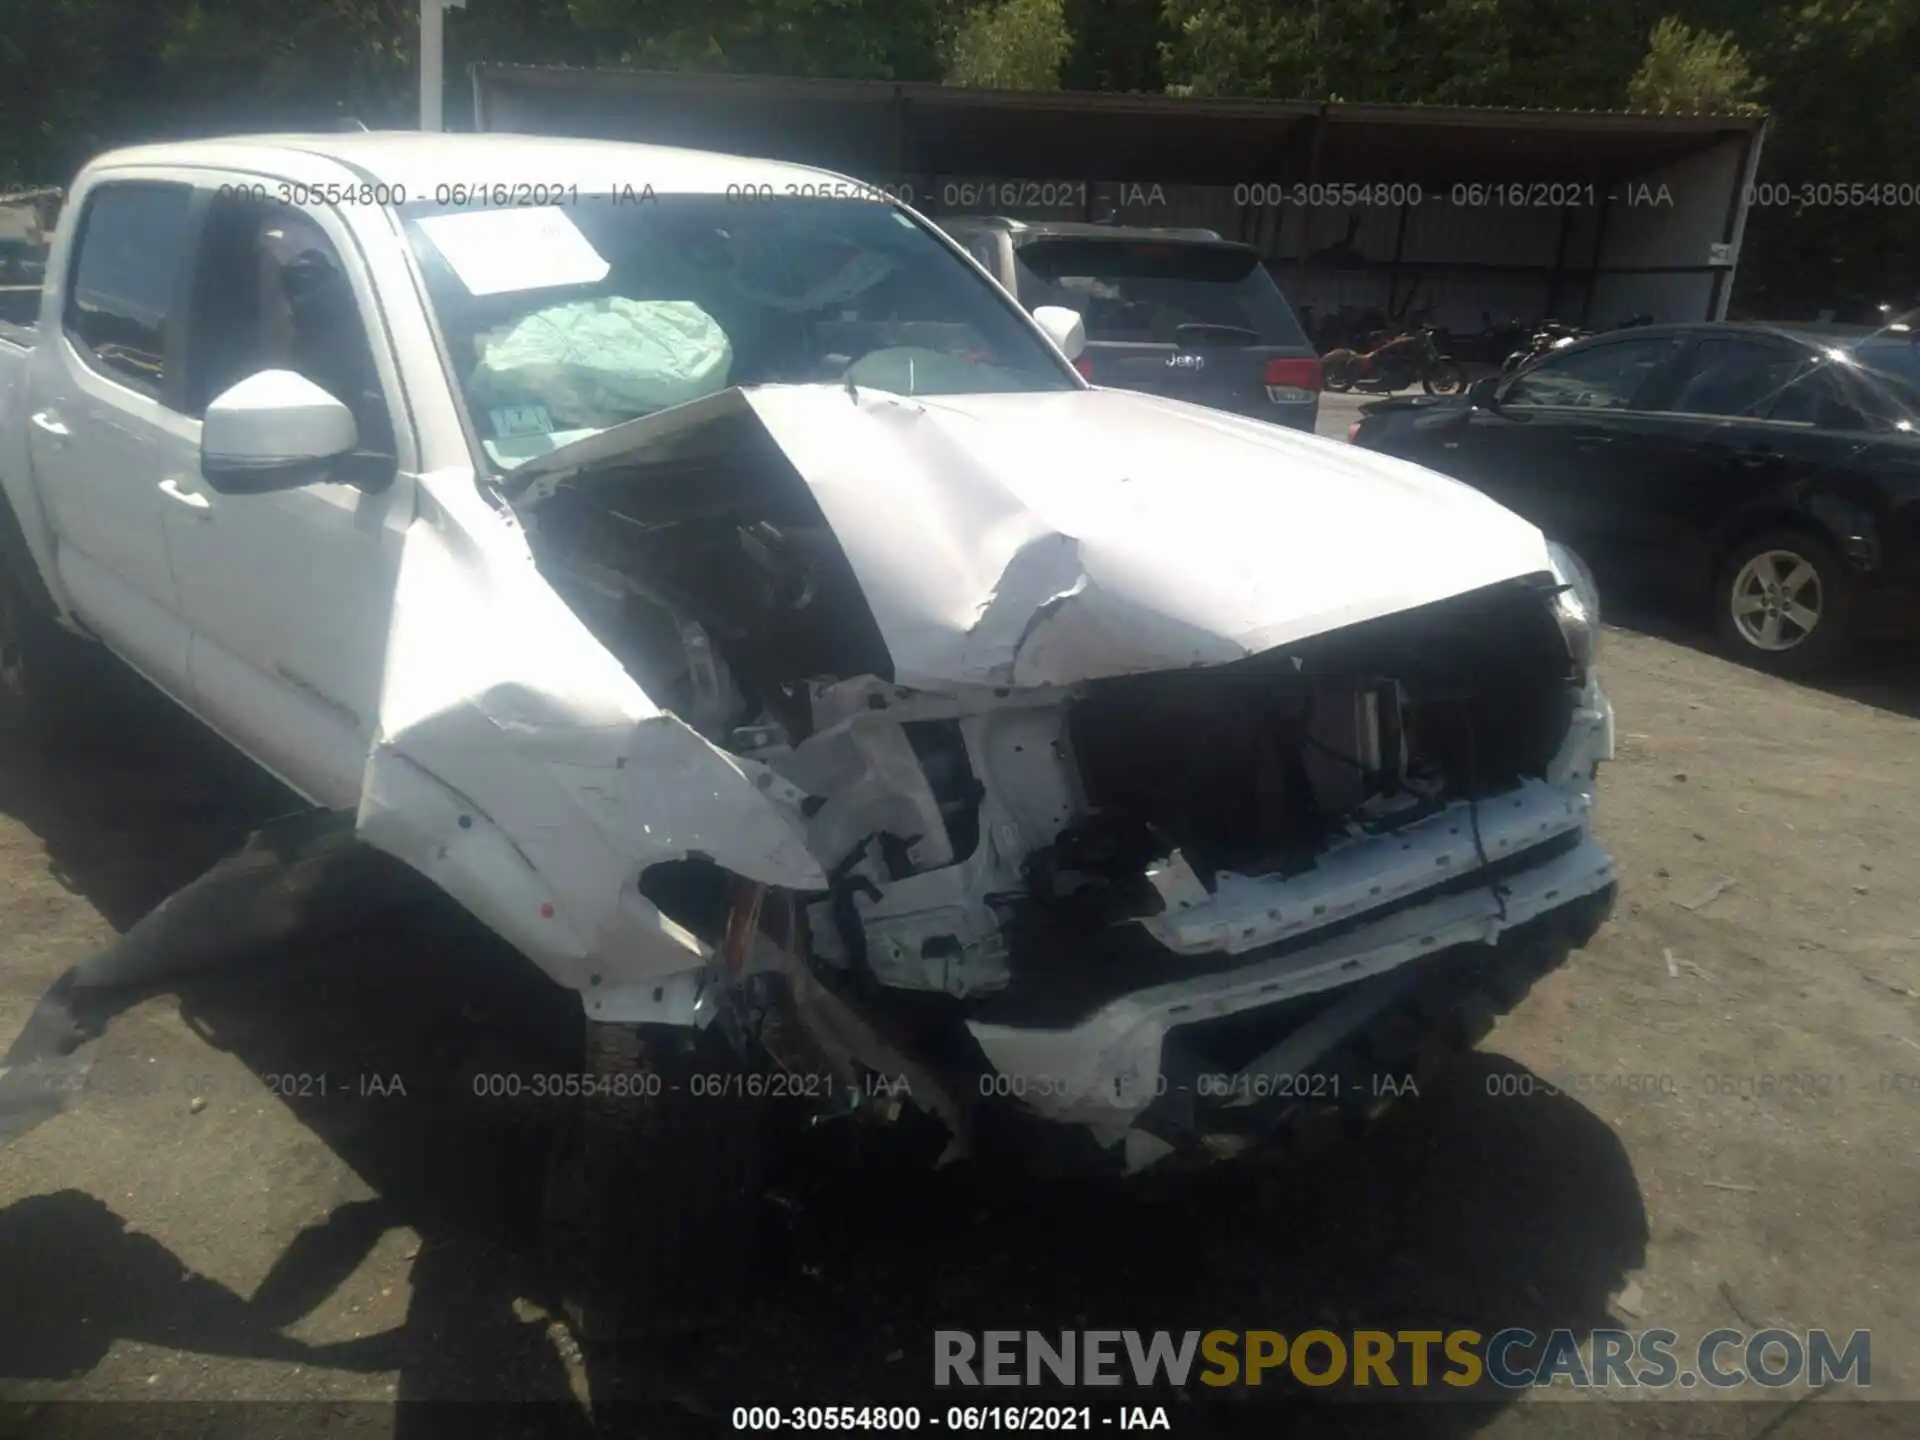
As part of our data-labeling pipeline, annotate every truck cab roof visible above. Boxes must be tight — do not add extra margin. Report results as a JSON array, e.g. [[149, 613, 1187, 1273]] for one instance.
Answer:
[[82, 131, 860, 198]]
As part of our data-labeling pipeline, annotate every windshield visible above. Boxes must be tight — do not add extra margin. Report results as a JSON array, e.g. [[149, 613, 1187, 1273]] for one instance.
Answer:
[[399, 195, 1078, 470], [1012, 238, 1308, 346]]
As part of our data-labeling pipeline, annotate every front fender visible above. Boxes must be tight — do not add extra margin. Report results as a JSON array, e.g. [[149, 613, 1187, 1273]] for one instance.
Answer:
[[1713, 490, 1882, 574], [1800, 489, 1882, 571], [355, 500, 826, 998]]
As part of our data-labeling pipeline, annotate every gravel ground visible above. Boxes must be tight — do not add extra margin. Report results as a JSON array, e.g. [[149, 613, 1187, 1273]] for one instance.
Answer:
[[1, 601, 1917, 1436]]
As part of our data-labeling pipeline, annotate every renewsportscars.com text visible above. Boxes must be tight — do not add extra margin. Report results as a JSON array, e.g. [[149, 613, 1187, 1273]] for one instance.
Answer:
[[934, 1328, 1870, 1391]]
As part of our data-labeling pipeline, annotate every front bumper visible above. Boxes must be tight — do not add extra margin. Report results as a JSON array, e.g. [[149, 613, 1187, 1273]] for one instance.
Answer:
[[966, 675, 1616, 1163]]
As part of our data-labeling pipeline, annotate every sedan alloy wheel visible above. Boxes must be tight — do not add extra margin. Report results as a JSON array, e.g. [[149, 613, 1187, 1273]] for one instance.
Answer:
[[1729, 547, 1823, 652]]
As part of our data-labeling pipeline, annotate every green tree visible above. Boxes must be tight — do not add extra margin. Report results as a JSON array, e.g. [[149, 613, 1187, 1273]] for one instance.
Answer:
[[946, 0, 1073, 89], [562, 0, 951, 79], [1161, 0, 1416, 100], [0, 0, 175, 184], [1159, 0, 1729, 108], [1061, 0, 1168, 94], [1728, 0, 1919, 316], [1626, 15, 1763, 114]]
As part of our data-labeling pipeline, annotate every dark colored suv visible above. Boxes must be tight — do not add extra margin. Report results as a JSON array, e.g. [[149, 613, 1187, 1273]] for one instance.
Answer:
[[940, 216, 1323, 431]]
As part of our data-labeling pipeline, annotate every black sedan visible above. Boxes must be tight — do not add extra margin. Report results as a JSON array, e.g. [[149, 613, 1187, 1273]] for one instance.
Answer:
[[1349, 322, 1920, 674]]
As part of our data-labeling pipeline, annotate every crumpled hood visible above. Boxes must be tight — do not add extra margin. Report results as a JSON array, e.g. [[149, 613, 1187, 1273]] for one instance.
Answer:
[[522, 383, 1556, 690]]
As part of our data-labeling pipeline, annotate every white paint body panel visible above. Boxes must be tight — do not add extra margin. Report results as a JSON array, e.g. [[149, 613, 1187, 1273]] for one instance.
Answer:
[[0, 134, 1613, 1130], [519, 382, 1559, 691]]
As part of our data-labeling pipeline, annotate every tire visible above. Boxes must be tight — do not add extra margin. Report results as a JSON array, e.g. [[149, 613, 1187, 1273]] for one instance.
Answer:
[[1423, 360, 1466, 396], [1712, 527, 1855, 677], [1322, 353, 1355, 392], [542, 1015, 769, 1340]]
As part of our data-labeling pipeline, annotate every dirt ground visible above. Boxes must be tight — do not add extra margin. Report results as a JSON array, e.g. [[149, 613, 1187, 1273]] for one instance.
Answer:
[[1, 609, 1918, 1438]]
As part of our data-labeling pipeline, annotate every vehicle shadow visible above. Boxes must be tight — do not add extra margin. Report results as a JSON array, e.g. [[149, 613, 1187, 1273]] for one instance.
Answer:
[[1602, 599, 1920, 721], [0, 675, 291, 934], [0, 705, 1650, 1439], [690, 1051, 1649, 1437]]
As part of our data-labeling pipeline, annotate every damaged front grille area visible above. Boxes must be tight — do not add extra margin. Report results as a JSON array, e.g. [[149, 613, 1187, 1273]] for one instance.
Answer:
[[799, 633, 1575, 1022], [1019, 579, 1579, 936], [1060, 672, 1402, 890], [520, 423, 1586, 1022]]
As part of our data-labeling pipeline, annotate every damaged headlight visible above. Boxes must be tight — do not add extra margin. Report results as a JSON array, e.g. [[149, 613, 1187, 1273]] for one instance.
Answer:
[[1546, 541, 1601, 675]]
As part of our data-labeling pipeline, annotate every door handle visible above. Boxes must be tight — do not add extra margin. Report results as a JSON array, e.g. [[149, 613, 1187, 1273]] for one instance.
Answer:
[[1574, 431, 1614, 451], [158, 476, 212, 513], [1716, 443, 1777, 468], [29, 410, 69, 440]]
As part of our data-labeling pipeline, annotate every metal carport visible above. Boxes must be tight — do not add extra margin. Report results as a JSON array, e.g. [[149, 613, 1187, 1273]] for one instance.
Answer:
[[470, 66, 1767, 331]]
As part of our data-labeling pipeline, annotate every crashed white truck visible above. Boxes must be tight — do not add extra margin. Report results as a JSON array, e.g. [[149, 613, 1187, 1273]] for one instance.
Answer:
[[0, 133, 1615, 1330]]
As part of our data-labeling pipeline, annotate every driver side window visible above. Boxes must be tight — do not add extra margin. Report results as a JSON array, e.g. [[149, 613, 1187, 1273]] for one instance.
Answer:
[[1504, 337, 1674, 410], [183, 191, 395, 456]]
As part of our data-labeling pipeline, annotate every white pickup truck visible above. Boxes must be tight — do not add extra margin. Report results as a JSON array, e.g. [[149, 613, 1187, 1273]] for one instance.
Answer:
[[0, 131, 1616, 1332]]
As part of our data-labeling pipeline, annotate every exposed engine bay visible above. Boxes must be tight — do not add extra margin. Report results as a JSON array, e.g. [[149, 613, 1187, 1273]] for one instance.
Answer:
[[518, 403, 1593, 1026]]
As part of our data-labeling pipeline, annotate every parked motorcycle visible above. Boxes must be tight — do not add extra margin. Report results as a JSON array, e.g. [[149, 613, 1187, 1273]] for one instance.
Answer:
[[1501, 320, 1593, 376], [1322, 325, 1466, 395], [1451, 314, 1531, 366], [1310, 303, 1391, 355]]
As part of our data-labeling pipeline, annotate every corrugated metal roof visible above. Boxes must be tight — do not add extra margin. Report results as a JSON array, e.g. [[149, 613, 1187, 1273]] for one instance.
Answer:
[[469, 65, 1765, 134]]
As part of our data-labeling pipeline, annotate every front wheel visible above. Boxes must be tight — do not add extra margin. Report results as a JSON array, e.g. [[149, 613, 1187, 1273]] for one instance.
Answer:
[[542, 1017, 770, 1339], [1713, 528, 1855, 676], [1423, 360, 1466, 396], [1322, 352, 1356, 392]]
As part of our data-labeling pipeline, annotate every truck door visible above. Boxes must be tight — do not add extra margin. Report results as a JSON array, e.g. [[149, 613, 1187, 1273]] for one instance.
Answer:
[[26, 177, 198, 695], [161, 182, 413, 808]]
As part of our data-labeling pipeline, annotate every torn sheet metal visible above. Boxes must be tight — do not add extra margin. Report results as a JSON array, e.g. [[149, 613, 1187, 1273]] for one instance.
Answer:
[[363, 375, 1561, 998], [514, 383, 1558, 691], [355, 507, 826, 995]]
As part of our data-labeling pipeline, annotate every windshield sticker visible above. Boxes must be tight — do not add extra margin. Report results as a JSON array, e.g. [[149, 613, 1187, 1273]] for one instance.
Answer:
[[483, 426, 601, 469], [415, 207, 611, 297], [490, 403, 554, 438]]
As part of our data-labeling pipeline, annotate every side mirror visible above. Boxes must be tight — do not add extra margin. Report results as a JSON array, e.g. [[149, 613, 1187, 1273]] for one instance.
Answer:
[[1467, 375, 1501, 409], [1031, 304, 1087, 363], [201, 369, 364, 495]]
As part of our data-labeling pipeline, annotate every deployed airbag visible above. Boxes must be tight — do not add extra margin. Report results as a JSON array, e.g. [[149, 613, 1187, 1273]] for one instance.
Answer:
[[469, 298, 733, 431]]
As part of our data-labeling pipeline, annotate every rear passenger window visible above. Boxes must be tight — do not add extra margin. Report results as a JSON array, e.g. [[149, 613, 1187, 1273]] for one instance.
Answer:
[[1667, 337, 1804, 419], [1767, 368, 1867, 430], [63, 182, 193, 399], [64, 183, 193, 403]]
